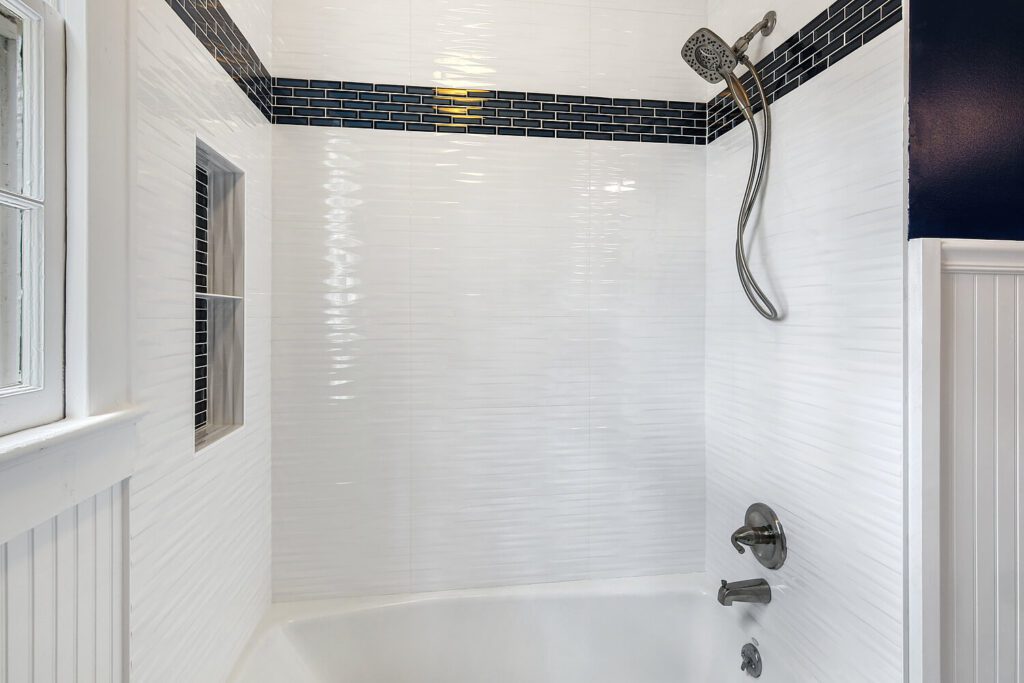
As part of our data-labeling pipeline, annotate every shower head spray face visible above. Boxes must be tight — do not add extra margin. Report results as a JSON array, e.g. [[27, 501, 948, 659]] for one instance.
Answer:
[[681, 28, 738, 84]]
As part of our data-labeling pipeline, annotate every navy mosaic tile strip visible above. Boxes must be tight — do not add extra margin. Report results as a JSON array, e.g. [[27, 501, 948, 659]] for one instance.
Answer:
[[707, 0, 903, 142], [272, 81, 708, 144], [165, 0, 272, 120], [165, 0, 901, 144], [195, 165, 210, 432]]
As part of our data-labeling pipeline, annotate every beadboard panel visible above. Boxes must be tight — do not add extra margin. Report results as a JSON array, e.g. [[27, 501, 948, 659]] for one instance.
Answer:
[[0, 484, 125, 683], [272, 128, 706, 600], [129, 0, 273, 682], [705, 28, 905, 683], [940, 267, 1023, 683]]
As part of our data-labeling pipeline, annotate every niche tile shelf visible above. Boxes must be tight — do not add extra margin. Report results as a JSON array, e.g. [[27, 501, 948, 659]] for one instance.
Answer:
[[195, 143, 245, 450]]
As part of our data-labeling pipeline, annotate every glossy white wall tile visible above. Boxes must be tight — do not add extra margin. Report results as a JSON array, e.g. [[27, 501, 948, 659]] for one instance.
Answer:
[[272, 128, 706, 599], [0, 485, 124, 683], [940, 268, 1024, 683], [704, 28, 905, 683], [273, 0, 708, 101], [220, 0, 272, 66], [130, 1, 273, 681], [273, 0, 412, 83]]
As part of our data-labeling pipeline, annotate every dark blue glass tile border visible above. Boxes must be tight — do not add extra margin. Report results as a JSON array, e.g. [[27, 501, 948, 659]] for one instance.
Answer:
[[271, 82, 708, 145], [195, 164, 210, 432], [165, 0, 273, 120], [707, 0, 903, 142], [166, 0, 901, 145]]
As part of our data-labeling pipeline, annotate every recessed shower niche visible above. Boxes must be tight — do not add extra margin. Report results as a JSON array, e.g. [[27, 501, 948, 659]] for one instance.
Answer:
[[195, 142, 245, 450]]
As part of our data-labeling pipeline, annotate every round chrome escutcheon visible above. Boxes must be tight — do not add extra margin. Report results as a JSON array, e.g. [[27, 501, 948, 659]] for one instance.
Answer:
[[745, 502, 787, 570]]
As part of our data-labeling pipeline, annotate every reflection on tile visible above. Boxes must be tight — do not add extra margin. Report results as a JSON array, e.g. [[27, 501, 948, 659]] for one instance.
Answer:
[[272, 126, 707, 598], [590, 8, 708, 103], [273, 0, 412, 84], [410, 0, 590, 93]]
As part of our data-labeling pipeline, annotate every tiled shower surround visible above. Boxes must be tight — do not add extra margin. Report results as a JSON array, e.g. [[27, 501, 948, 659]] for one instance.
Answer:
[[137, 0, 909, 681], [169, 0, 902, 144]]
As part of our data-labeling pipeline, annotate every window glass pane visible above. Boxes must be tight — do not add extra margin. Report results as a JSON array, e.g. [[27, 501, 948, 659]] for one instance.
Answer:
[[0, 6, 23, 195], [0, 202, 24, 390]]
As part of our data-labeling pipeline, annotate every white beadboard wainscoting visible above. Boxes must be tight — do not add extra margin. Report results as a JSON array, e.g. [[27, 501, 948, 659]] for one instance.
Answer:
[[705, 26, 906, 683], [909, 239, 1024, 683], [941, 266, 1023, 683], [0, 484, 125, 683]]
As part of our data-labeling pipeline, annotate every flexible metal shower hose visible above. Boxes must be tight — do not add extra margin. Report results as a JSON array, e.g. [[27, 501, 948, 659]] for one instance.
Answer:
[[724, 59, 779, 321]]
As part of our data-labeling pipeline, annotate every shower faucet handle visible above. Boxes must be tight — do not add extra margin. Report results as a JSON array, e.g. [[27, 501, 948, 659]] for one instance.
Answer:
[[729, 503, 788, 570], [730, 525, 776, 554]]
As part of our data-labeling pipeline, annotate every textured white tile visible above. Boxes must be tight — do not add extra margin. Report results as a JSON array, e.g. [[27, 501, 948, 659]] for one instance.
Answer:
[[129, 1, 273, 682], [589, 8, 708, 102], [705, 29, 905, 683], [272, 127, 706, 599], [409, 0, 590, 92], [273, 0, 712, 100], [409, 404, 592, 591], [221, 0, 272, 66], [272, 0, 412, 81]]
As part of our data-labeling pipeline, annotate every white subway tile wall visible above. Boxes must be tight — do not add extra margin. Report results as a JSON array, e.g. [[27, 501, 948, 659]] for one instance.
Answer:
[[272, 128, 707, 599], [273, 0, 710, 102], [130, 0, 272, 681], [704, 27, 905, 683]]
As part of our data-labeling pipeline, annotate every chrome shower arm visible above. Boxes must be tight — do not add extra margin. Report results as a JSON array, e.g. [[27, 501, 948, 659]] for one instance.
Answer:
[[733, 11, 777, 58]]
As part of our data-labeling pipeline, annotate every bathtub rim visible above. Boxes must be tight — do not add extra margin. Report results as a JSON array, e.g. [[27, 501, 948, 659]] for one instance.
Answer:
[[228, 572, 720, 682]]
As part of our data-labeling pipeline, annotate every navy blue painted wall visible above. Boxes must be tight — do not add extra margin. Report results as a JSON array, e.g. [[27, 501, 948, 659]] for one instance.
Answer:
[[909, 1, 1024, 240]]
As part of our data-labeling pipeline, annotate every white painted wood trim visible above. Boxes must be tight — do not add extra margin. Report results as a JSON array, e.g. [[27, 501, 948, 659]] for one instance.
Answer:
[[907, 237, 1024, 683], [907, 237, 943, 683], [0, 408, 140, 544], [0, 407, 141, 464], [941, 238, 1024, 274]]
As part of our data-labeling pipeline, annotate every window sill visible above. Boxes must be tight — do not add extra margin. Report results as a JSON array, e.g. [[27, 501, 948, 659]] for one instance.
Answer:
[[0, 407, 143, 467], [0, 407, 143, 544]]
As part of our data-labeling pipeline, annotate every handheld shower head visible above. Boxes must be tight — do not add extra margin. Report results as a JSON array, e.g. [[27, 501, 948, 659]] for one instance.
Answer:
[[680, 11, 778, 83], [680, 28, 738, 84], [679, 11, 783, 321]]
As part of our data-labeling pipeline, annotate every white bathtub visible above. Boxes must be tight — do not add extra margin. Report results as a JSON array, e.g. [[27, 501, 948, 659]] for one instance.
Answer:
[[229, 574, 776, 682]]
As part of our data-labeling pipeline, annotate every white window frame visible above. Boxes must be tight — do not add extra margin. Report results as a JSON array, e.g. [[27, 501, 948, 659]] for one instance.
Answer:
[[0, 0, 64, 436]]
